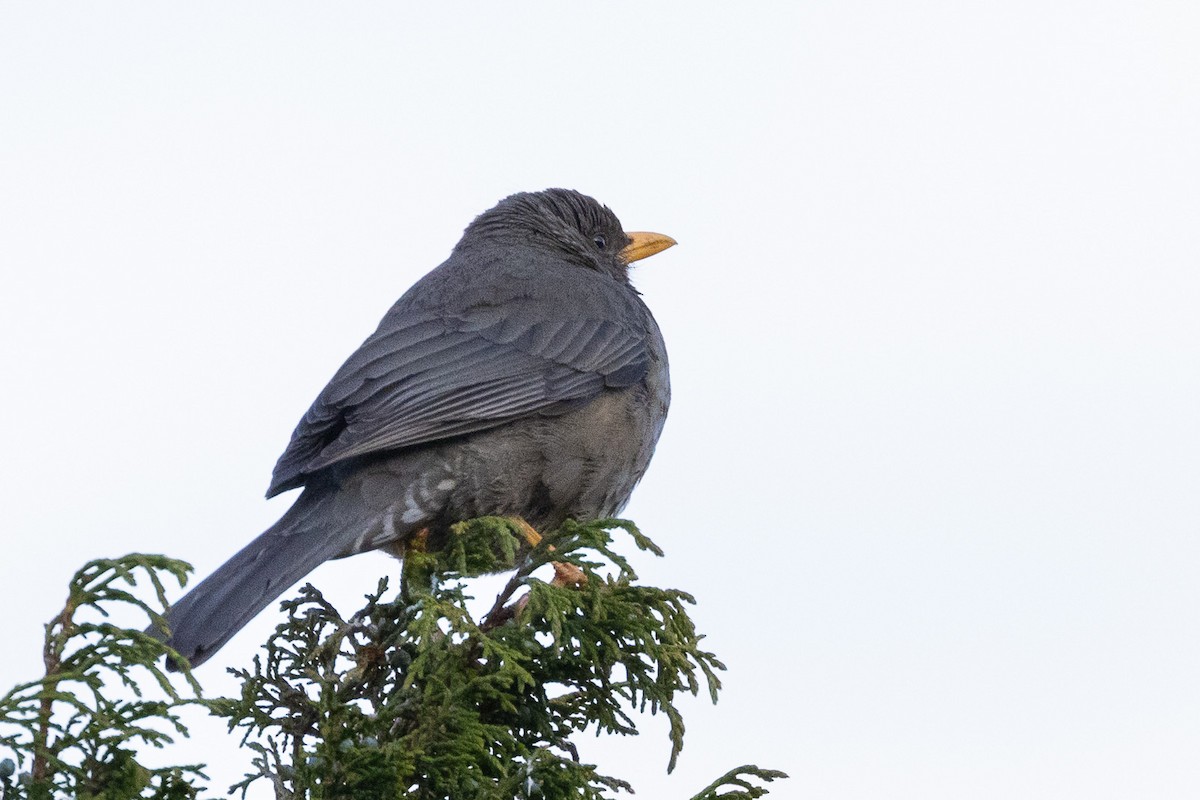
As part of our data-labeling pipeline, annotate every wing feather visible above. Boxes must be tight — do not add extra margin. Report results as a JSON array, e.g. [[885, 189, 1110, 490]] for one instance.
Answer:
[[267, 295, 648, 496]]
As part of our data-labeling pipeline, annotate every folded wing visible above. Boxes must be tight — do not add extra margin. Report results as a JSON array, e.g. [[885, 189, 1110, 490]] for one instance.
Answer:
[[267, 296, 648, 497]]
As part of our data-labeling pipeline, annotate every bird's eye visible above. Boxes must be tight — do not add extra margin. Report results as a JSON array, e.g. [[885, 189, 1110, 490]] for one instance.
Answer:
[[593, 234, 607, 250]]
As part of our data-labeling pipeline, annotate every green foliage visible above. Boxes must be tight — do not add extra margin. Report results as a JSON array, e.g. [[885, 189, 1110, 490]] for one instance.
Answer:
[[689, 766, 790, 800], [215, 518, 759, 799], [0, 555, 205, 800], [1, 523, 787, 799]]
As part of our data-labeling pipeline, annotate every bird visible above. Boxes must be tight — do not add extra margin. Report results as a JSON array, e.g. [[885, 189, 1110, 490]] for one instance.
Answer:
[[152, 188, 676, 668]]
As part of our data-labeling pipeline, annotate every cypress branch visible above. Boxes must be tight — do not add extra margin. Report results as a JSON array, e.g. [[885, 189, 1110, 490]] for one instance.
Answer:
[[2, 523, 787, 799], [0, 555, 205, 799]]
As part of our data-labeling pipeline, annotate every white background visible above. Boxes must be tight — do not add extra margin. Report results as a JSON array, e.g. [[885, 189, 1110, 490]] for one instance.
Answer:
[[2, 3, 1199, 798]]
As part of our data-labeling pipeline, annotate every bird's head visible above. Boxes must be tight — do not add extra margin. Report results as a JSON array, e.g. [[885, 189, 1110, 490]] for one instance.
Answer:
[[459, 188, 676, 282]]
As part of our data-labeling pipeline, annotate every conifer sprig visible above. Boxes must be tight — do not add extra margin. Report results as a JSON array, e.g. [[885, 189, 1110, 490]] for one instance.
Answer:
[[214, 518, 749, 798], [0, 555, 204, 800], [1, 526, 787, 799]]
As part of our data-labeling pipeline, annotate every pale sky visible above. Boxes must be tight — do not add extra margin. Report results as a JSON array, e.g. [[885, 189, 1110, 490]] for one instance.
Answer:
[[2, 3, 1199, 798]]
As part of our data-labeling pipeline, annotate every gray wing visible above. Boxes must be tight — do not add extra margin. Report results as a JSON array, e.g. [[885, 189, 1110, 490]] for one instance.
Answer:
[[267, 296, 648, 496]]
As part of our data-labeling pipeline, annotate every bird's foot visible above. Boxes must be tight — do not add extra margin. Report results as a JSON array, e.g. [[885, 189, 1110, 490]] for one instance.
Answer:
[[502, 516, 587, 588], [551, 561, 587, 588], [503, 516, 544, 549], [409, 527, 430, 551]]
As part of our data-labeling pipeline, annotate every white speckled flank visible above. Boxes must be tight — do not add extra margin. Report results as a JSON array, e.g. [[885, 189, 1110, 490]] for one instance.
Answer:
[[400, 485, 424, 524]]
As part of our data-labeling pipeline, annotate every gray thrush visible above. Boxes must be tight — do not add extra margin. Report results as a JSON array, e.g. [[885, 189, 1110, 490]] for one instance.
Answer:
[[155, 188, 675, 667]]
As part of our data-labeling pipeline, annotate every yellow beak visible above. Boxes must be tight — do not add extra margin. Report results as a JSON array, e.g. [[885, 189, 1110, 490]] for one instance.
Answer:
[[620, 231, 677, 264]]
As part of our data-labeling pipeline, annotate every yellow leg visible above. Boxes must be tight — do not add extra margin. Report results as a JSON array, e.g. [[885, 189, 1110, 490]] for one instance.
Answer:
[[503, 516, 543, 548], [551, 561, 587, 588], [502, 516, 587, 588]]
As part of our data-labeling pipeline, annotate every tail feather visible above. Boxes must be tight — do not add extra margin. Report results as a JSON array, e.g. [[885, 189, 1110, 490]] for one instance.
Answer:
[[150, 488, 379, 669]]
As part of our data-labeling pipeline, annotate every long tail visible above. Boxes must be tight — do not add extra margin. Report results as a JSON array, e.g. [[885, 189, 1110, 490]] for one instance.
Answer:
[[150, 488, 382, 669]]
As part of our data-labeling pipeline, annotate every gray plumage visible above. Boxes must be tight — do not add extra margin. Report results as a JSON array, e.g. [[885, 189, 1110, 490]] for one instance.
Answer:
[[153, 189, 672, 668]]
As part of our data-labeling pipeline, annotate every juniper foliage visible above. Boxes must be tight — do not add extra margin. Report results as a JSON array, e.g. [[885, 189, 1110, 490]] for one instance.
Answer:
[[1, 521, 787, 799], [214, 517, 775, 799], [0, 555, 204, 800]]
